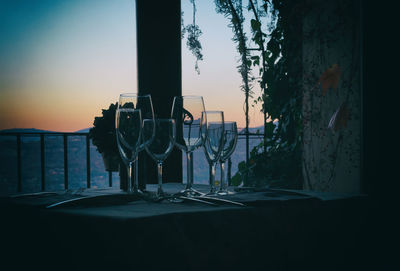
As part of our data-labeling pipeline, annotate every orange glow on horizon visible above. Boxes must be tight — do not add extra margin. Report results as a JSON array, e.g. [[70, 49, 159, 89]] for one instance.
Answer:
[[0, 94, 265, 132]]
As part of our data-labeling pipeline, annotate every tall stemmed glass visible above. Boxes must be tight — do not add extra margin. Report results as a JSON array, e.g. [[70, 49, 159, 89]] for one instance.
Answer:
[[116, 94, 143, 194], [143, 119, 176, 197], [171, 96, 206, 196], [218, 121, 238, 195], [202, 111, 224, 195]]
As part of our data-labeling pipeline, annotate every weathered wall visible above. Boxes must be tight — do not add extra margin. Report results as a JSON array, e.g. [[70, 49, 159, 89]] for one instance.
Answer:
[[302, 0, 362, 192]]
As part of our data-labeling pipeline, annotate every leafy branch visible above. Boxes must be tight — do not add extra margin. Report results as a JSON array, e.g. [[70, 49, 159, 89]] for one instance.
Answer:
[[185, 0, 304, 189], [182, 0, 203, 74], [215, 0, 253, 181], [230, 0, 303, 188], [248, 0, 269, 152]]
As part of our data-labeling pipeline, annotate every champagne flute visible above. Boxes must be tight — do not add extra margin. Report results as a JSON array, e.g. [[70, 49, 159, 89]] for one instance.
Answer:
[[171, 96, 206, 196], [218, 121, 238, 195], [143, 119, 176, 197], [202, 111, 224, 195], [116, 93, 143, 194]]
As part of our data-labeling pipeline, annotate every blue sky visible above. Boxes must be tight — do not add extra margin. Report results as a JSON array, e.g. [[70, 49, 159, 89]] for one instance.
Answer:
[[0, 0, 264, 131]]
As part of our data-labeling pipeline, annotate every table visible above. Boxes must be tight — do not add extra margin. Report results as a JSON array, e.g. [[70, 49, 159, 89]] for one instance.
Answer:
[[0, 184, 380, 271]]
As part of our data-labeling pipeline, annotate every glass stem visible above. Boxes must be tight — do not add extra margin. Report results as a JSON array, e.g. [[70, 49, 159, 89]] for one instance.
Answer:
[[186, 152, 193, 190], [134, 158, 139, 193], [220, 161, 225, 191], [127, 162, 133, 193], [157, 162, 163, 197], [210, 163, 216, 194]]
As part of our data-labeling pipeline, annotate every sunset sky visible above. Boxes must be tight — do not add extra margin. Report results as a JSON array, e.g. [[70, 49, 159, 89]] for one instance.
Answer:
[[0, 0, 264, 132]]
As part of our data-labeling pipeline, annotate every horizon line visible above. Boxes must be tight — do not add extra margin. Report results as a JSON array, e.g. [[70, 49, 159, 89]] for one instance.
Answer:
[[0, 123, 278, 134]]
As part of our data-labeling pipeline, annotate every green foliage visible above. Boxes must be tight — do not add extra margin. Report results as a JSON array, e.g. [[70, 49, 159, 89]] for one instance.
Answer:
[[182, 0, 203, 74], [185, 24, 203, 62], [230, 0, 303, 188], [242, 141, 302, 189], [187, 0, 303, 188], [88, 103, 119, 158], [215, 0, 252, 96], [215, 0, 253, 176]]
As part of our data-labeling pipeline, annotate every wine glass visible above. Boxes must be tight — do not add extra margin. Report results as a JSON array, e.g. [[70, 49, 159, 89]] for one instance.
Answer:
[[118, 93, 154, 192], [143, 119, 176, 197], [115, 95, 142, 194], [116, 108, 142, 194], [202, 111, 224, 195], [217, 121, 238, 195], [171, 96, 206, 196]]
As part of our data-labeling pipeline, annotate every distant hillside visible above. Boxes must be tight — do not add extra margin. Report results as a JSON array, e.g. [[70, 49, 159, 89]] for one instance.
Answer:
[[78, 126, 267, 134], [75, 128, 91, 133], [0, 128, 59, 133], [238, 122, 278, 134], [1, 125, 273, 135], [0, 128, 93, 134], [238, 126, 264, 134]]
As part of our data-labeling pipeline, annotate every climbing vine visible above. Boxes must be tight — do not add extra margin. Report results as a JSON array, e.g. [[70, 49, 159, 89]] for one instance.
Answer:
[[214, 0, 253, 181], [226, 0, 304, 188], [183, 0, 304, 188], [182, 0, 203, 74]]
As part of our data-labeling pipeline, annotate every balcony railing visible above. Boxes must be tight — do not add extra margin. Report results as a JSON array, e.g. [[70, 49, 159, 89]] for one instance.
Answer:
[[0, 132, 106, 192], [0, 131, 264, 193]]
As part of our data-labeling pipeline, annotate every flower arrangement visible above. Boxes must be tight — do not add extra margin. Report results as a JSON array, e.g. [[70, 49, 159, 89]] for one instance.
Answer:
[[89, 103, 120, 171]]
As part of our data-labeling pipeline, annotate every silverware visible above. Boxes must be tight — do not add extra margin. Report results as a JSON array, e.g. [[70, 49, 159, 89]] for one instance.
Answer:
[[46, 193, 219, 209], [46, 194, 141, 209], [179, 195, 218, 206], [11, 192, 59, 198], [46, 195, 106, 209], [195, 196, 246, 207], [147, 194, 218, 206]]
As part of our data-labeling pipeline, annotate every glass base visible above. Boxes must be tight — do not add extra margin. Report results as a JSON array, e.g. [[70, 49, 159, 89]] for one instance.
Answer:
[[126, 188, 144, 195], [216, 189, 235, 196], [157, 187, 165, 198], [204, 190, 218, 196], [179, 187, 204, 197]]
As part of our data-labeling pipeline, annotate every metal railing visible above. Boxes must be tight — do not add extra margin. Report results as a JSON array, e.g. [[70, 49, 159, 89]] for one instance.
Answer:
[[0, 132, 111, 192], [0, 131, 265, 192]]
